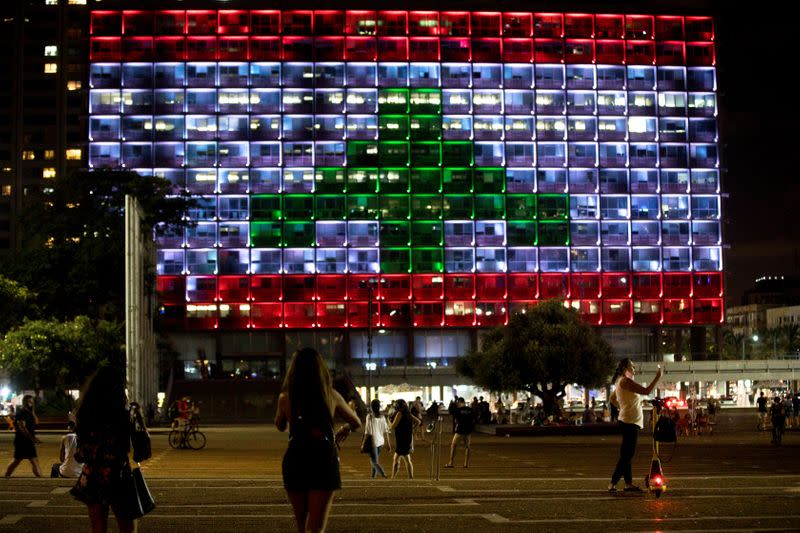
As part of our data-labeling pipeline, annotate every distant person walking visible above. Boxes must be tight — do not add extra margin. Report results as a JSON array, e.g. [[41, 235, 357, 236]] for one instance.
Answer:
[[757, 391, 769, 430], [362, 399, 391, 479], [445, 397, 474, 468], [70, 366, 137, 533], [5, 394, 43, 477], [51, 421, 83, 478], [390, 399, 420, 479], [608, 358, 662, 492], [275, 347, 361, 533]]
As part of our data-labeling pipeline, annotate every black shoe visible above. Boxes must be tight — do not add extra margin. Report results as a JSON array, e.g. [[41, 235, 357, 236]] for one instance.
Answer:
[[623, 485, 643, 492]]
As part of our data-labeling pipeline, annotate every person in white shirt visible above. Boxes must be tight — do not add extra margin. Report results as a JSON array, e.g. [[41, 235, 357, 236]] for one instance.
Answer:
[[362, 399, 392, 479], [608, 358, 662, 492], [50, 421, 83, 478]]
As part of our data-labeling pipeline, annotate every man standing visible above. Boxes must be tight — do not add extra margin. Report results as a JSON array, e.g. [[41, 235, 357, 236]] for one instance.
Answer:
[[444, 397, 474, 468], [5, 395, 43, 477], [757, 391, 769, 430]]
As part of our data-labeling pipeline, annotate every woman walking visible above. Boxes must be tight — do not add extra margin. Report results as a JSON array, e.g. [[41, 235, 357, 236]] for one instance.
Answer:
[[70, 366, 137, 533], [608, 358, 662, 492], [362, 399, 391, 479], [275, 348, 361, 533], [390, 399, 421, 479]]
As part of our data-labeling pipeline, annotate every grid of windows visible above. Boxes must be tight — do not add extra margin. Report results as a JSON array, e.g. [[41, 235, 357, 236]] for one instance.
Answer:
[[89, 10, 723, 329]]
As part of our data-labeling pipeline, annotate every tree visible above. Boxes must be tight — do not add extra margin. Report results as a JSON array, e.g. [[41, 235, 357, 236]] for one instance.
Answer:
[[0, 316, 124, 393], [1, 169, 192, 321], [0, 276, 39, 335], [456, 300, 616, 416]]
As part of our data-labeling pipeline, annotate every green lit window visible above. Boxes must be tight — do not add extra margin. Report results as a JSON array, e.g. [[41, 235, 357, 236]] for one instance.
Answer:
[[380, 221, 410, 246], [283, 195, 314, 220], [314, 168, 345, 194], [346, 168, 378, 193], [379, 141, 410, 166], [410, 168, 441, 193], [474, 194, 505, 219], [315, 195, 346, 220], [443, 195, 474, 219], [379, 168, 409, 193], [473, 168, 505, 194], [347, 141, 379, 166], [443, 167, 472, 193], [410, 142, 441, 166], [378, 115, 409, 140], [410, 115, 442, 141], [380, 248, 411, 274], [412, 221, 443, 246], [442, 142, 473, 167], [380, 195, 410, 219], [346, 194, 379, 219], [250, 195, 281, 221], [411, 194, 442, 219], [250, 222, 282, 247], [506, 195, 537, 220], [507, 221, 537, 246], [378, 89, 409, 114], [412, 247, 444, 273], [538, 194, 569, 220], [283, 222, 316, 247], [538, 221, 570, 246]]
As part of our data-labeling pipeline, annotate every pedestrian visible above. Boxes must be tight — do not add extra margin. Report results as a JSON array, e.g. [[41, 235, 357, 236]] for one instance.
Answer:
[[783, 393, 794, 429], [69, 366, 138, 533], [447, 398, 457, 432], [275, 347, 361, 533], [51, 421, 83, 478], [362, 399, 391, 479], [390, 399, 420, 479], [445, 397, 474, 468], [411, 396, 427, 443], [4, 394, 43, 477], [607, 358, 662, 493], [770, 396, 787, 445], [757, 391, 769, 430], [426, 400, 440, 423], [793, 392, 800, 428]]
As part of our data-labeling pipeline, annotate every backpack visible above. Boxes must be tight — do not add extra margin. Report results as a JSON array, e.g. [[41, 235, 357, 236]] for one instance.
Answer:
[[653, 415, 677, 443]]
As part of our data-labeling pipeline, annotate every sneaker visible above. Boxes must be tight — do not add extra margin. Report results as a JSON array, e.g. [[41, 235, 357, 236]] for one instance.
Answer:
[[443, 464, 454, 468], [623, 485, 643, 492], [607, 483, 618, 493]]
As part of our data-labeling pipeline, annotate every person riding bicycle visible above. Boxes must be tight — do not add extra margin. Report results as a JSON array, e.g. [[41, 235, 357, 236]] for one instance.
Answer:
[[770, 396, 786, 446]]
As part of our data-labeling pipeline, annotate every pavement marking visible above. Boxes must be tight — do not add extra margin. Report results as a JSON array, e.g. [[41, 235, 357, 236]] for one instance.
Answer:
[[50, 487, 71, 495], [505, 515, 800, 524], [0, 515, 22, 525], [436, 486, 456, 492], [452, 499, 480, 506], [25, 501, 48, 508], [481, 514, 510, 523]]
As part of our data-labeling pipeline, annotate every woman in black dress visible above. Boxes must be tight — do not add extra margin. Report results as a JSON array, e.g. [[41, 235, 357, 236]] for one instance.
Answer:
[[275, 348, 361, 533], [70, 366, 136, 533], [390, 399, 421, 479]]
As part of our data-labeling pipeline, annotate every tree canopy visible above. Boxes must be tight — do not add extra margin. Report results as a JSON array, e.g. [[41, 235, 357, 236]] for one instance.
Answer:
[[456, 300, 616, 415], [0, 276, 39, 335]]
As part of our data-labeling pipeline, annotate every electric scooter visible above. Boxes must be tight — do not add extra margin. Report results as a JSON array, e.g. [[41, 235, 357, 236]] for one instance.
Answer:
[[643, 396, 671, 498]]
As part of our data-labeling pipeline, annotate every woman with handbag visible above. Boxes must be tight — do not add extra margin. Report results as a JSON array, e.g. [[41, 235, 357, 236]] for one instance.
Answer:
[[608, 358, 662, 493], [70, 366, 141, 533], [361, 399, 391, 479], [389, 399, 421, 479], [275, 347, 361, 533]]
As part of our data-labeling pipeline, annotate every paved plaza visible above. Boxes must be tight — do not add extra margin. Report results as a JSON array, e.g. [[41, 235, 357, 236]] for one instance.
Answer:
[[1, 410, 799, 532]]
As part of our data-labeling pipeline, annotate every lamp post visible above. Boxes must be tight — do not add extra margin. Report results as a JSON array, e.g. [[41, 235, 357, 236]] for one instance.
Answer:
[[367, 283, 373, 403], [741, 333, 759, 360]]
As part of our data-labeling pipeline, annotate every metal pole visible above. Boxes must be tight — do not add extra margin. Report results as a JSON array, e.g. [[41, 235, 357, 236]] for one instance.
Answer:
[[367, 285, 373, 403]]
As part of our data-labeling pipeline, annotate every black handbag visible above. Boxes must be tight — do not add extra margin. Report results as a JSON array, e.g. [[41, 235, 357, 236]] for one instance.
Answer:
[[654, 416, 677, 443], [130, 408, 152, 463], [116, 465, 156, 521], [360, 434, 373, 454]]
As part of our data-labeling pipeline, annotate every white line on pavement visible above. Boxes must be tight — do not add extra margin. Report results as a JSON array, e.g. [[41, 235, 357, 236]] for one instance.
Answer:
[[0, 515, 22, 525], [25, 501, 48, 508]]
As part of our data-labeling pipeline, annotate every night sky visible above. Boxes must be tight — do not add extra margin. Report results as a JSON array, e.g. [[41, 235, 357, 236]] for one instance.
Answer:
[[715, 7, 800, 303]]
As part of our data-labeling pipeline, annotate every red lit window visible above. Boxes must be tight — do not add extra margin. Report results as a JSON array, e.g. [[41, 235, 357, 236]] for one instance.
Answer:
[[218, 11, 249, 34], [283, 11, 313, 35], [663, 273, 692, 298], [413, 302, 444, 327], [663, 298, 692, 324], [540, 274, 569, 299], [409, 11, 439, 36], [315, 37, 345, 61], [694, 299, 723, 324], [444, 301, 475, 326], [251, 303, 281, 328], [413, 275, 444, 300], [154, 37, 186, 60], [219, 37, 248, 60], [626, 40, 655, 65], [219, 304, 250, 329], [284, 303, 315, 328], [657, 42, 685, 65], [633, 300, 661, 324], [90, 37, 121, 61], [571, 273, 600, 298], [602, 273, 631, 298], [346, 37, 377, 61], [595, 15, 624, 39], [218, 276, 249, 301], [565, 39, 594, 64], [693, 272, 722, 298], [445, 274, 475, 299], [441, 38, 471, 61], [250, 275, 282, 302], [123, 11, 153, 35], [283, 37, 314, 60], [685, 17, 714, 40], [251, 11, 281, 35], [409, 37, 439, 61], [535, 39, 564, 63], [625, 15, 654, 39], [250, 37, 281, 60], [347, 302, 380, 327], [187, 277, 217, 301], [378, 37, 408, 61], [283, 275, 315, 302], [534, 13, 563, 38], [187, 37, 217, 61], [655, 16, 684, 40], [186, 11, 217, 35], [317, 302, 347, 328], [317, 275, 347, 301], [565, 14, 593, 38], [346, 11, 376, 36], [476, 302, 506, 326], [572, 299, 601, 324], [155, 11, 185, 35], [503, 13, 532, 37], [186, 305, 217, 330], [471, 38, 501, 62], [476, 274, 507, 299], [347, 275, 379, 301], [314, 11, 344, 35], [382, 275, 412, 300], [503, 38, 532, 62], [377, 11, 408, 36], [603, 299, 632, 325], [632, 273, 661, 299], [381, 302, 411, 327], [471, 12, 501, 37], [157, 276, 185, 303], [596, 40, 624, 64], [686, 42, 715, 66], [91, 11, 122, 36], [508, 274, 537, 300], [440, 12, 470, 37]]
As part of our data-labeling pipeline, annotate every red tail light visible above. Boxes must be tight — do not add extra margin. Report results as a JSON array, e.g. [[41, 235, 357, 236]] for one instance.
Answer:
[[652, 475, 663, 486]]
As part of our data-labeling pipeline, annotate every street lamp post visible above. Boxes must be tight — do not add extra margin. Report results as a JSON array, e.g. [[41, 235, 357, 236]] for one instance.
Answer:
[[742, 334, 759, 360], [367, 284, 373, 403]]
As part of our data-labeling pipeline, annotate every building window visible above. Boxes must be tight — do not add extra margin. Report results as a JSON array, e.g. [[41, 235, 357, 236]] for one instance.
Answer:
[[67, 80, 82, 91], [22, 151, 35, 161], [43, 168, 56, 179], [44, 150, 55, 160], [1, 185, 11, 196], [44, 46, 58, 57], [46, 0, 58, 5], [44, 63, 58, 74], [67, 0, 87, 4], [66, 149, 82, 160]]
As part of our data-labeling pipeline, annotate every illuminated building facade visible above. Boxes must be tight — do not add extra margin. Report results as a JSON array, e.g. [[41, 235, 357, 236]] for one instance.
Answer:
[[87, 8, 723, 372]]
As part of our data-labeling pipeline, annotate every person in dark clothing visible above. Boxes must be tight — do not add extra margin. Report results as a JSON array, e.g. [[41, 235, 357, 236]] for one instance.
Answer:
[[770, 396, 786, 446], [4, 395, 42, 477], [757, 391, 769, 429], [448, 399, 458, 432], [445, 397, 474, 468], [390, 399, 421, 479]]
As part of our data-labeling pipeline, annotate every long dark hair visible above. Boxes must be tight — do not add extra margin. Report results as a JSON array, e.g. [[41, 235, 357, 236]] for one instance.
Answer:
[[370, 399, 382, 418], [394, 399, 409, 419], [74, 366, 128, 436], [282, 347, 334, 424], [611, 358, 632, 384]]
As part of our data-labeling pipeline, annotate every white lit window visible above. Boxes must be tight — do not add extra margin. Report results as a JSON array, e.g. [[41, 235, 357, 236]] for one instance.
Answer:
[[67, 80, 82, 91], [66, 149, 82, 160], [43, 168, 56, 179], [44, 63, 58, 74], [46, 0, 58, 5], [22, 151, 35, 161], [1, 185, 11, 196], [44, 45, 58, 57], [44, 150, 55, 160], [68, 0, 87, 4]]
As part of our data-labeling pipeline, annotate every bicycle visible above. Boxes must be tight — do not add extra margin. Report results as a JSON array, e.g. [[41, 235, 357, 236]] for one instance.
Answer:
[[168, 420, 207, 450]]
